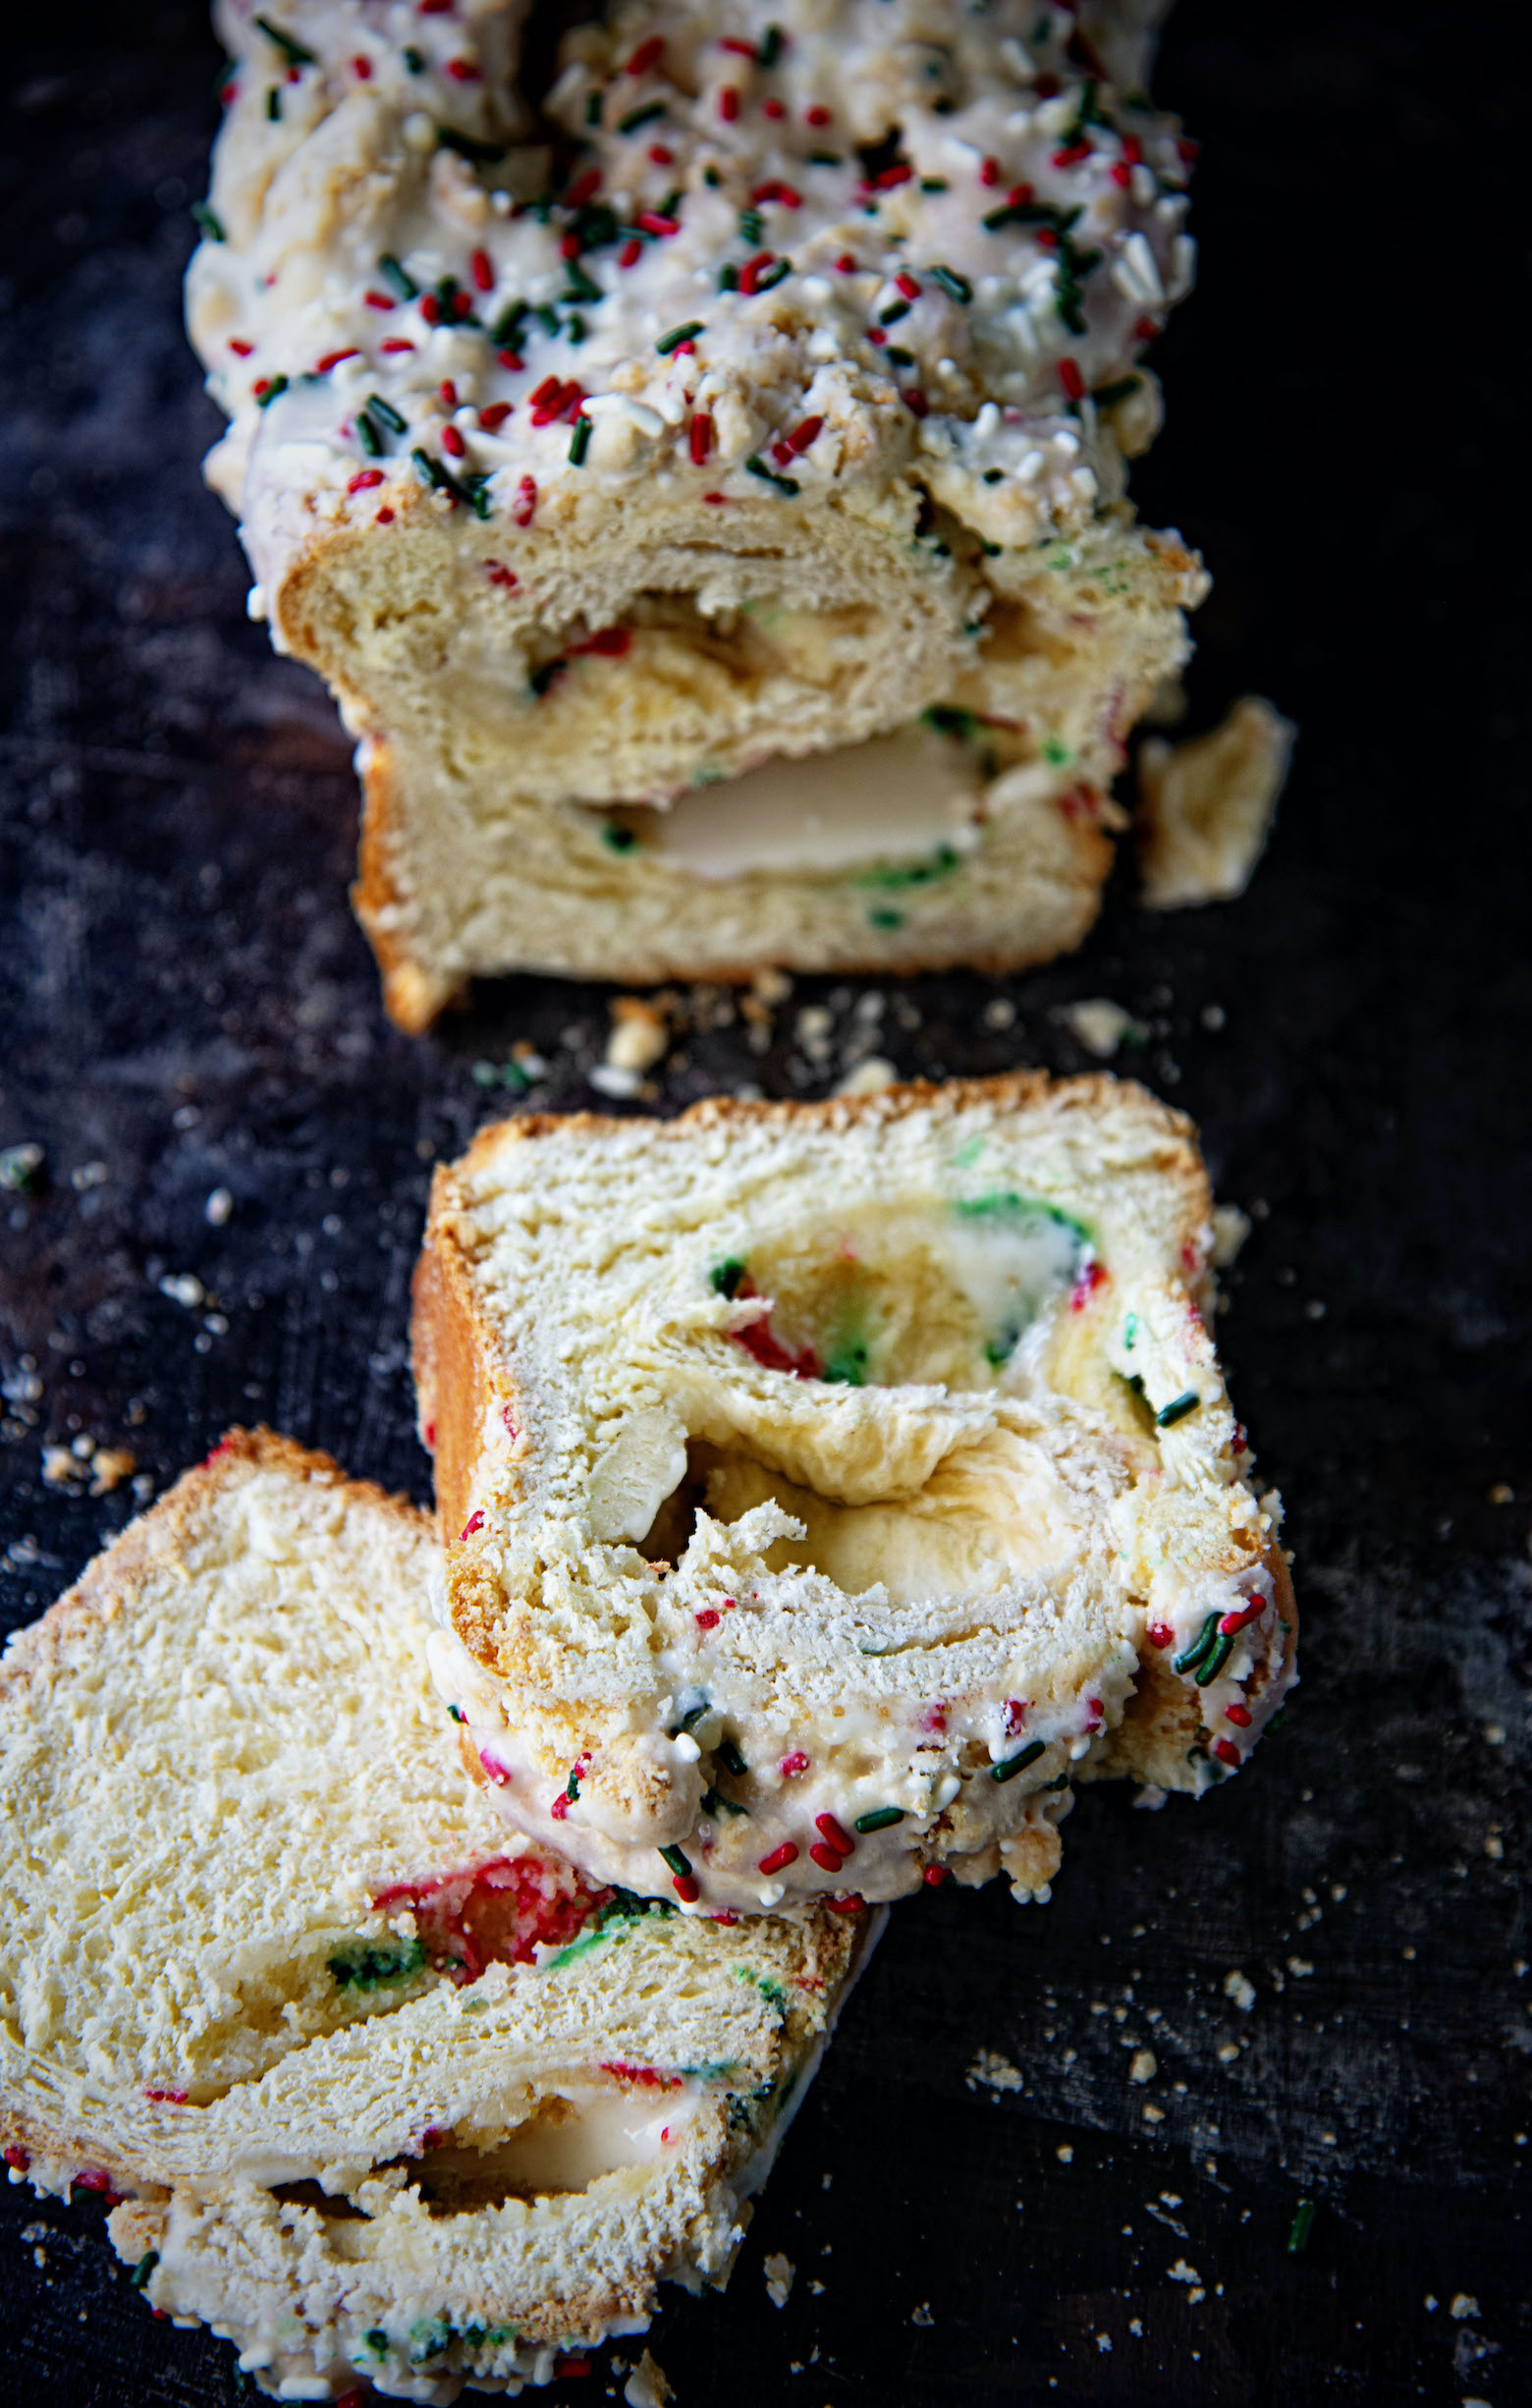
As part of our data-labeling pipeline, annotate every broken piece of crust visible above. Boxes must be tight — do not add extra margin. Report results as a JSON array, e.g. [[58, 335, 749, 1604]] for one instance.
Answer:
[[189, 0, 1207, 1024], [0, 1430, 875, 2402], [1138, 694, 1294, 909], [413, 1073, 1297, 1916]]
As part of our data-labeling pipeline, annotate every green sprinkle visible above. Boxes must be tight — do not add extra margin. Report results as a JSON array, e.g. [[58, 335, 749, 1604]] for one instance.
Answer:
[[993, 1739, 1047, 1782], [923, 702, 980, 740], [879, 299, 910, 326], [704, 164, 722, 188], [534, 302, 561, 336], [492, 299, 528, 346], [1092, 374, 1142, 409], [738, 208, 764, 245], [601, 822, 636, 851], [364, 2330, 389, 2358], [254, 14, 315, 68], [718, 263, 740, 292], [855, 845, 958, 891], [411, 447, 467, 506], [379, 252, 418, 301], [711, 1257, 746, 1297], [701, 1786, 748, 1818], [265, 87, 281, 122], [562, 262, 601, 304], [808, 150, 843, 166], [868, 906, 904, 929], [529, 658, 566, 698], [404, 45, 424, 74], [1173, 1612, 1220, 1676], [130, 2251, 159, 2289], [930, 263, 971, 303], [618, 100, 666, 136], [568, 411, 592, 465], [753, 256, 793, 292], [366, 391, 407, 434], [585, 88, 603, 126], [1266, 1706, 1289, 1733], [437, 125, 505, 165], [678, 1701, 710, 1733], [659, 1844, 692, 1879], [1123, 1312, 1139, 1348], [1194, 1630, 1235, 1687], [885, 346, 916, 367], [854, 1806, 904, 1834], [744, 454, 799, 495], [717, 1736, 749, 1779], [1287, 2200, 1315, 2253], [255, 374, 288, 409], [447, 1703, 465, 1723], [983, 198, 1062, 232], [327, 1937, 425, 1991], [657, 319, 705, 356], [757, 24, 784, 67], [920, 176, 950, 192], [1156, 1389, 1200, 1428], [1043, 1772, 1070, 1790], [565, 1766, 580, 1802], [191, 200, 225, 243]]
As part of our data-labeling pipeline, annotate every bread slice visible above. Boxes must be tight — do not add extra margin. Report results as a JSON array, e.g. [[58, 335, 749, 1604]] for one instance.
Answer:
[[0, 1431, 875, 2401], [186, 0, 1206, 1025], [414, 1073, 1297, 1914]]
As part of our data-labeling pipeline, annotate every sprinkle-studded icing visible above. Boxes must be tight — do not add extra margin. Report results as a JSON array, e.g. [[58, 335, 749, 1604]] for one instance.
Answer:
[[190, 0, 1194, 556]]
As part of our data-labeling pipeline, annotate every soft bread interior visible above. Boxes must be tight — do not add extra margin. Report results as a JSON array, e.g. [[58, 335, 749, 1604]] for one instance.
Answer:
[[0, 1433, 870, 2397]]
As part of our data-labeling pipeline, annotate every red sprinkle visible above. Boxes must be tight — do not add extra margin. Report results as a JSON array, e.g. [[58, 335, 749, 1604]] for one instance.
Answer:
[[827, 1892, 864, 1914], [710, 1908, 740, 1925], [461, 1510, 484, 1540], [479, 403, 513, 432], [1225, 1703, 1253, 1727], [780, 1750, 810, 1779], [695, 1606, 721, 1631], [637, 210, 680, 238], [502, 1405, 518, 1438], [867, 327, 887, 347], [550, 1790, 571, 1821], [1053, 138, 1092, 167], [1035, 226, 1059, 251], [785, 413, 823, 454], [738, 249, 775, 295], [571, 626, 632, 657], [553, 2362, 590, 2381], [869, 162, 912, 191], [648, 143, 675, 165], [619, 237, 643, 268], [1122, 137, 1144, 166], [806, 104, 833, 127], [1003, 1699, 1028, 1738], [815, 1813, 853, 1856], [1213, 1738, 1242, 1769], [902, 389, 928, 418], [1219, 1598, 1268, 1637], [469, 247, 494, 292], [1110, 162, 1132, 189], [381, 337, 415, 354], [515, 474, 537, 525], [980, 155, 1002, 187], [351, 54, 371, 79], [627, 35, 666, 75], [920, 1704, 947, 1735], [689, 410, 714, 465], [673, 1873, 701, 1902], [923, 1864, 949, 1887], [809, 1842, 844, 1873], [719, 36, 756, 56], [1058, 357, 1085, 403], [835, 251, 857, 272], [376, 507, 394, 522], [228, 338, 254, 356], [419, 0, 451, 12], [719, 86, 740, 122], [142, 2086, 189, 2104], [1134, 314, 1160, 341], [763, 97, 785, 119], [496, 347, 522, 368], [439, 379, 459, 409], [315, 348, 359, 372], [1070, 1259, 1109, 1312], [2, 2146, 29, 2172], [566, 168, 603, 208], [485, 560, 518, 587], [896, 271, 920, 301], [419, 294, 441, 325], [758, 1842, 799, 1876], [441, 423, 465, 458], [527, 372, 562, 411], [702, 490, 727, 504], [1147, 1622, 1175, 1650], [348, 469, 385, 493], [446, 57, 480, 82]]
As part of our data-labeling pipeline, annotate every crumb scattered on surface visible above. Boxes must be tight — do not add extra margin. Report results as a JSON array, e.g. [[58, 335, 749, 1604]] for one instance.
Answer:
[[624, 2349, 674, 2408], [911, 2303, 934, 2327], [1138, 694, 1294, 910], [88, 1448, 137, 1497], [764, 2251, 794, 2310], [1450, 2295, 1481, 2322], [967, 2050, 1024, 2094], [1129, 2050, 1158, 2085], [835, 1056, 897, 1097], [606, 996, 670, 1075], [1224, 1970, 1257, 2012], [1211, 1204, 1251, 1268]]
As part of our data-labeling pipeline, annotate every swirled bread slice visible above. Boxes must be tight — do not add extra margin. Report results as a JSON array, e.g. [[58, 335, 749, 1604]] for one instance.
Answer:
[[0, 1431, 874, 2402], [187, 0, 1205, 1025], [414, 1073, 1297, 1915]]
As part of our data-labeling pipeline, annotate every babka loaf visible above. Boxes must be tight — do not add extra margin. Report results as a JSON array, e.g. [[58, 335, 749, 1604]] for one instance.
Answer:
[[413, 1073, 1296, 1914], [188, 0, 1207, 1025], [0, 1430, 875, 2401]]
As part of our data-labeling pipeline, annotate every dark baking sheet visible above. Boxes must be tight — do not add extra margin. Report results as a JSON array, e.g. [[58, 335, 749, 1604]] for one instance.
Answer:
[[2, 4, 1528, 2402]]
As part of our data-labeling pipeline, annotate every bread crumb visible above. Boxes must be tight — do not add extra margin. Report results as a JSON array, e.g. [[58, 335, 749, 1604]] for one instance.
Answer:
[[624, 2349, 674, 2408], [1211, 1204, 1251, 1269], [1056, 2144, 1073, 2163], [607, 997, 670, 1075], [764, 2251, 794, 2309], [1139, 694, 1294, 909], [1168, 2260, 1201, 2285], [1450, 2295, 1480, 2322], [967, 2050, 1024, 2093], [835, 1056, 897, 1097], [88, 1448, 137, 1497], [588, 1064, 643, 1100], [1223, 1969, 1256, 2012], [752, 967, 793, 1007], [41, 1447, 82, 1489], [1054, 998, 1146, 1058], [158, 1273, 204, 1309], [911, 2302, 934, 2327], [982, 997, 1016, 1029], [1128, 2050, 1157, 2085], [1141, 2103, 1165, 2123], [204, 1187, 233, 1227]]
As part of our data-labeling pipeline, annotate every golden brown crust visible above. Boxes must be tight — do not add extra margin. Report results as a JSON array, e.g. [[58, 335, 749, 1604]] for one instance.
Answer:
[[354, 741, 467, 1035]]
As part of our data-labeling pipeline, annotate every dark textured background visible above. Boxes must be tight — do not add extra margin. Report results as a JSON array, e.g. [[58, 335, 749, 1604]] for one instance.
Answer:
[[1, 4, 1528, 2402]]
